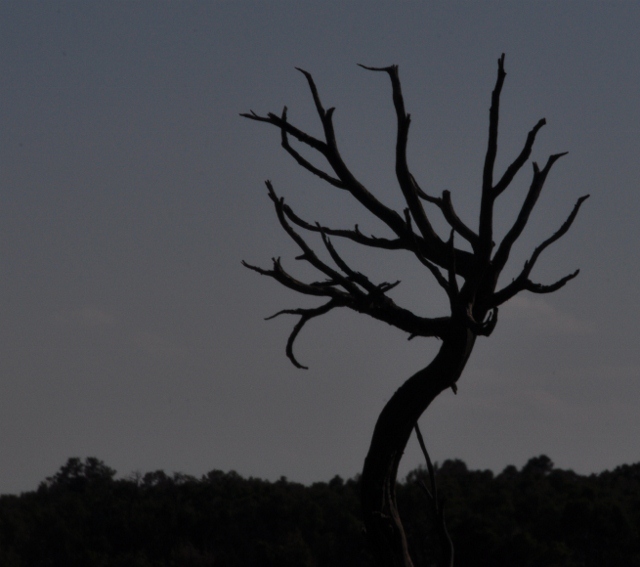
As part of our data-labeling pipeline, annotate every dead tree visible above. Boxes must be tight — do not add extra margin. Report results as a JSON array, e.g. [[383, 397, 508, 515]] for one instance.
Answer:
[[241, 55, 587, 567]]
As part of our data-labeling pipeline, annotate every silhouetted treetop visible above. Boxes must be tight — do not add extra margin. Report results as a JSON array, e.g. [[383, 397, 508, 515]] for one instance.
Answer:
[[2, 457, 639, 567]]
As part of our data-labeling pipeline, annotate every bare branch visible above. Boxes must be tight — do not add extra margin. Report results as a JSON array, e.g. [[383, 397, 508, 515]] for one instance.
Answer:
[[244, 253, 452, 364], [403, 209, 451, 295], [412, 176, 479, 249], [491, 195, 589, 306], [265, 182, 363, 297], [282, 204, 408, 250], [266, 300, 342, 369], [414, 423, 438, 503], [279, 107, 346, 189], [284, 186, 474, 283], [524, 270, 580, 293], [244, 69, 478, 278], [244, 182, 456, 368], [479, 53, 506, 258], [415, 423, 455, 567], [242, 257, 345, 298], [240, 110, 328, 154], [493, 118, 546, 198], [484, 52, 507, 191], [492, 151, 568, 274], [524, 194, 590, 273], [359, 64, 444, 252], [244, 59, 584, 374], [295, 67, 327, 118], [491, 269, 580, 309], [243, 77, 418, 256], [294, 67, 417, 244], [412, 178, 440, 205], [440, 190, 479, 249], [295, 67, 341, 152], [318, 227, 378, 294]]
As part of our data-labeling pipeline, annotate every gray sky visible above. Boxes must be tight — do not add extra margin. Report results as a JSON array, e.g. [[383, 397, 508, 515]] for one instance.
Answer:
[[1, 2, 639, 495]]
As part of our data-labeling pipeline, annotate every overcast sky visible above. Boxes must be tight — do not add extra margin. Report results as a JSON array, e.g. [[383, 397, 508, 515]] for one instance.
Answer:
[[1, 2, 639, 495]]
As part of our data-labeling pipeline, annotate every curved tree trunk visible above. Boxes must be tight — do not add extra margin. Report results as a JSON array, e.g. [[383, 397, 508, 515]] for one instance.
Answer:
[[361, 325, 477, 567]]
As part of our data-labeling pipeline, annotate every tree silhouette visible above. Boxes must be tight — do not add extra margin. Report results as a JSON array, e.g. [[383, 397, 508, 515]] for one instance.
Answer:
[[241, 54, 587, 567]]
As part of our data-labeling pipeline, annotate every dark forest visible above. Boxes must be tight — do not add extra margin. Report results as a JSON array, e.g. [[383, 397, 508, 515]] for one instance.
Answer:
[[1, 456, 638, 566]]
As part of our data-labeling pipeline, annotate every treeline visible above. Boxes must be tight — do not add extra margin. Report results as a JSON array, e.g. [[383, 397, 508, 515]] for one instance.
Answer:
[[0, 456, 639, 566]]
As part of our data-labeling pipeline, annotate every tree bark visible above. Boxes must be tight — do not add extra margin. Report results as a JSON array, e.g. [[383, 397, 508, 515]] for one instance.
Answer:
[[361, 325, 476, 567]]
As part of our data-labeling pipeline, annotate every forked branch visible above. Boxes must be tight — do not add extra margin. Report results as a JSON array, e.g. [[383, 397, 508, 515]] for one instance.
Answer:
[[492, 152, 569, 274], [243, 180, 454, 366], [243, 56, 587, 370], [279, 107, 346, 189], [242, 92, 414, 256], [491, 194, 590, 307], [415, 185, 479, 250], [242, 67, 477, 277], [358, 64, 443, 253], [265, 300, 342, 369], [281, 202, 412, 251]]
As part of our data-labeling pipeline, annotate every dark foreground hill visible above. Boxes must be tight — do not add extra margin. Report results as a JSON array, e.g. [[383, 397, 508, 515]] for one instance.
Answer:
[[1, 456, 639, 566]]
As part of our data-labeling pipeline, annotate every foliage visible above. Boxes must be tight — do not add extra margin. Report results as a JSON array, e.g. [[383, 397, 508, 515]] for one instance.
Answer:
[[1, 457, 639, 566]]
